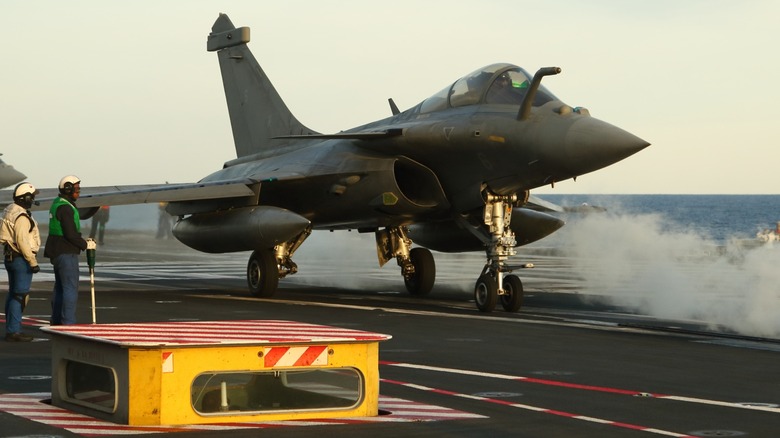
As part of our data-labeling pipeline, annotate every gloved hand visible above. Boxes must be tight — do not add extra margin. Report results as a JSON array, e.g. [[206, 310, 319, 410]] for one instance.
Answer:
[[86, 238, 97, 250], [31, 265, 40, 274]]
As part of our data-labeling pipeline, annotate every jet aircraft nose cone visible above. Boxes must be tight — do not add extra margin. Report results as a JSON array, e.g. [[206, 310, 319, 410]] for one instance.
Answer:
[[561, 117, 650, 175]]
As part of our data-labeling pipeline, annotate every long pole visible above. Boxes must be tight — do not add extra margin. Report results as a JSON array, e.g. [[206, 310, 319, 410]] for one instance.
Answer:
[[87, 247, 96, 324], [90, 267, 96, 324]]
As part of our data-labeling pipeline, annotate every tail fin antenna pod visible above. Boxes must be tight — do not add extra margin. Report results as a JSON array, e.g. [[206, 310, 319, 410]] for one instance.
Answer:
[[207, 14, 250, 51], [207, 14, 316, 158]]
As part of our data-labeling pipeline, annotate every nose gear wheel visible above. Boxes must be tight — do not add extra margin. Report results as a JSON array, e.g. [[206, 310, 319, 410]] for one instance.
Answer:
[[500, 274, 523, 312], [471, 191, 528, 313], [474, 273, 498, 312]]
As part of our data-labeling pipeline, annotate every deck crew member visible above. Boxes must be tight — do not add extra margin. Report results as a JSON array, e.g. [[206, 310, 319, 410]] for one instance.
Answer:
[[45, 175, 96, 325], [1, 183, 41, 341]]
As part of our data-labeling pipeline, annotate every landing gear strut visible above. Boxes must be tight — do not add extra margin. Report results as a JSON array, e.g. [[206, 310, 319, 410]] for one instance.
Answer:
[[247, 227, 311, 297], [473, 192, 525, 313], [376, 226, 436, 296]]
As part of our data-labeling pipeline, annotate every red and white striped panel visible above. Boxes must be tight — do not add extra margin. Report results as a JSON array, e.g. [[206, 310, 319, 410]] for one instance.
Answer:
[[40, 320, 392, 347], [264, 345, 328, 367]]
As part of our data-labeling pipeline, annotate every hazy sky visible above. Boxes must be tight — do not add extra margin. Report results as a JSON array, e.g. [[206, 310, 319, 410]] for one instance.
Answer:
[[2, 0, 778, 194]]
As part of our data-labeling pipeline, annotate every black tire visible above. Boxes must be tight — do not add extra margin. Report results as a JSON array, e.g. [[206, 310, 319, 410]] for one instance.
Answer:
[[247, 250, 279, 297], [474, 273, 497, 313], [500, 274, 523, 312], [404, 247, 436, 296]]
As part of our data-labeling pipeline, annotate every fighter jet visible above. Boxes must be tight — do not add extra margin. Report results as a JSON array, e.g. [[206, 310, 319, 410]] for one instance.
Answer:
[[0, 154, 27, 188], [16, 14, 649, 312]]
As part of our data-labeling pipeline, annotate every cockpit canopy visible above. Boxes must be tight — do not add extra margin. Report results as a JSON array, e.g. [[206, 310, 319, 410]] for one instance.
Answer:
[[420, 63, 558, 114]]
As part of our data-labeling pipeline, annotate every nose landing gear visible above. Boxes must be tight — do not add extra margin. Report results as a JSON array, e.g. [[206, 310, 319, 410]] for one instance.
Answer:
[[473, 192, 525, 313]]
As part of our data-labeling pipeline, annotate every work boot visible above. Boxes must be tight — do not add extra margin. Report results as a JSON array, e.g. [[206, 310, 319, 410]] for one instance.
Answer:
[[5, 332, 34, 342]]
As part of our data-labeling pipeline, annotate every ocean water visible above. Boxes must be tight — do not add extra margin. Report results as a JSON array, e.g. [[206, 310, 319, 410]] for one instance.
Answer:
[[540, 194, 780, 244]]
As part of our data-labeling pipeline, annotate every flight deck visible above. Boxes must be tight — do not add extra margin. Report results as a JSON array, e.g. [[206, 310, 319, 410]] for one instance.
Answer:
[[2, 234, 780, 437]]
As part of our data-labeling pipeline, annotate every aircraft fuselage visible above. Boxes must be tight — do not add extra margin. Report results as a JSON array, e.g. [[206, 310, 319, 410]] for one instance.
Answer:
[[197, 97, 646, 232]]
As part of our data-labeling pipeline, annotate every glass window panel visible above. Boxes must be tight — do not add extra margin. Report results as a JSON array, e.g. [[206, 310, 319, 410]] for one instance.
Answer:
[[63, 360, 117, 413], [192, 368, 363, 414]]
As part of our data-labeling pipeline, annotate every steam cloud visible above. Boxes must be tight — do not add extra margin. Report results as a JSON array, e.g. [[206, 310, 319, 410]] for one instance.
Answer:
[[559, 210, 780, 338]]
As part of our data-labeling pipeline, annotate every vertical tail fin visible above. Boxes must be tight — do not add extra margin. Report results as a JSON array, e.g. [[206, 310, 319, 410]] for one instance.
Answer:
[[207, 14, 316, 158]]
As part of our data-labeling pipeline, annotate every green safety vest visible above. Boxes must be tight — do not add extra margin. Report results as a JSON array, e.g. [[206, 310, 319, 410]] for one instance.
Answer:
[[48, 197, 80, 237]]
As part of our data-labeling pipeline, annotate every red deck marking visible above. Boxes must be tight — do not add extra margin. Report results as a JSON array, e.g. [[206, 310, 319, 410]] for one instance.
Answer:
[[522, 377, 663, 396], [381, 361, 780, 414], [381, 379, 697, 437]]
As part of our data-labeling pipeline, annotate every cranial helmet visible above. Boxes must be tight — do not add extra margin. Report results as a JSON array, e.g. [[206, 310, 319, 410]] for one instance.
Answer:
[[13, 182, 39, 209], [14, 182, 38, 199], [58, 175, 81, 195]]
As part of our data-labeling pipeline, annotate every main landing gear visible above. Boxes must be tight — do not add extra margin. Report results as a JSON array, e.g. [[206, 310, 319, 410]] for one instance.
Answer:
[[472, 192, 525, 313], [247, 228, 311, 297], [245, 194, 526, 314], [376, 226, 436, 296]]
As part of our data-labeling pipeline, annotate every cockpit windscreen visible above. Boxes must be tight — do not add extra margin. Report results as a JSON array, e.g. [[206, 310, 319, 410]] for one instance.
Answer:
[[420, 63, 558, 113]]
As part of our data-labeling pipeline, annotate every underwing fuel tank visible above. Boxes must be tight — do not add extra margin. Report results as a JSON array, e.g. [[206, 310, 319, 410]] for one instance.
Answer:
[[173, 206, 311, 253], [408, 208, 564, 253]]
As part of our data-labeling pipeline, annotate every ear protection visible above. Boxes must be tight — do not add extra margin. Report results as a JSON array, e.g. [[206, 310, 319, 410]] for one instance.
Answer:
[[58, 175, 81, 196], [61, 181, 75, 195]]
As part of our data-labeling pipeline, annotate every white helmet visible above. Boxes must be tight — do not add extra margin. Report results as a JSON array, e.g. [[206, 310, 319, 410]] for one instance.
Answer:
[[58, 175, 81, 195], [13, 182, 39, 209], [14, 182, 39, 199]]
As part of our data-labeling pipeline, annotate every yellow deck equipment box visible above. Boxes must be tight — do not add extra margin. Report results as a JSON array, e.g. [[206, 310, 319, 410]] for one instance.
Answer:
[[41, 320, 391, 425]]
